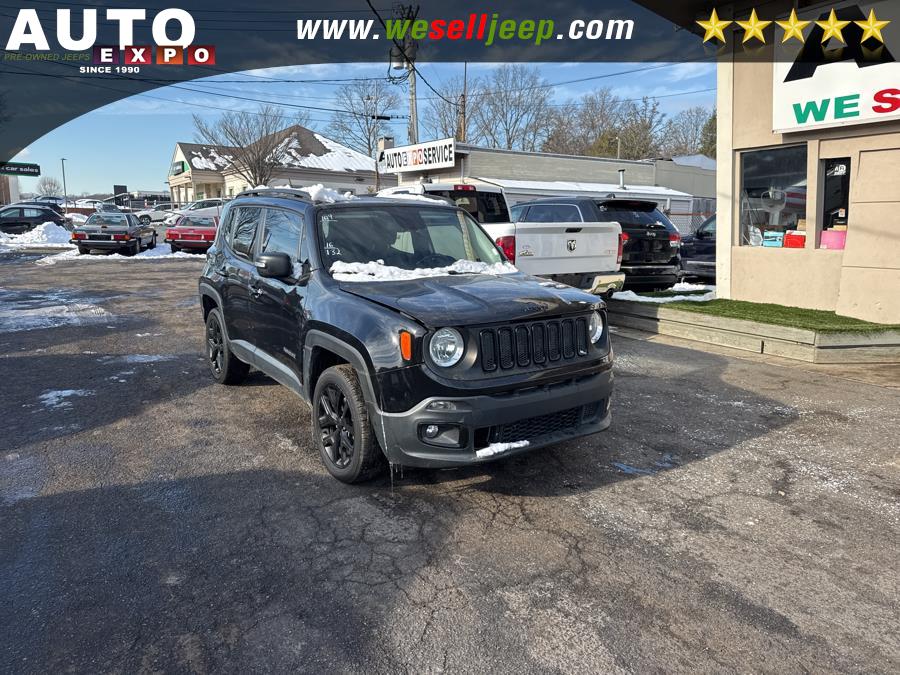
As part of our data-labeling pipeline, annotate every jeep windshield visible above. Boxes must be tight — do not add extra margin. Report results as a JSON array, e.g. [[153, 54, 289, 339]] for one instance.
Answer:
[[318, 205, 512, 280]]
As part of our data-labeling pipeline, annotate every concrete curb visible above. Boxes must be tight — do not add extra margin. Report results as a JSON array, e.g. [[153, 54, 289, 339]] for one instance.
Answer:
[[607, 300, 900, 364]]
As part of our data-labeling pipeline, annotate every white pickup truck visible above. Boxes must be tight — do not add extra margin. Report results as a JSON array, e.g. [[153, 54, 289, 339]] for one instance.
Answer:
[[377, 181, 625, 296]]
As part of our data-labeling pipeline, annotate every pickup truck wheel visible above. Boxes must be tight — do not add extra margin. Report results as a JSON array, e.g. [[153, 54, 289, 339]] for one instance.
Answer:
[[205, 308, 249, 385], [313, 365, 385, 483]]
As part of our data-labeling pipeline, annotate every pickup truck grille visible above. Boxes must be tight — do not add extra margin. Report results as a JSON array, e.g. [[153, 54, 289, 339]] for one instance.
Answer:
[[478, 317, 588, 372]]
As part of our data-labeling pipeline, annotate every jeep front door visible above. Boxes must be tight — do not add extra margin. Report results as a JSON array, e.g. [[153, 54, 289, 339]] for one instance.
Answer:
[[221, 206, 262, 343], [248, 207, 306, 381]]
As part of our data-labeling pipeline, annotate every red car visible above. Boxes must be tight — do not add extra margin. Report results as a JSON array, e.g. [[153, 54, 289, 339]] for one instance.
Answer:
[[165, 215, 218, 253]]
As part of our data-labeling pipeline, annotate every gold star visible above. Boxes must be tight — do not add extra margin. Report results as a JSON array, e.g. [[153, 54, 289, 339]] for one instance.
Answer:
[[696, 8, 731, 43], [736, 8, 772, 44], [775, 8, 810, 43], [816, 8, 851, 44], [855, 8, 890, 43]]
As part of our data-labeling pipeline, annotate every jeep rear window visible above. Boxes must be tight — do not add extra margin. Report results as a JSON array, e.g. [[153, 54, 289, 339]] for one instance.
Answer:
[[595, 201, 676, 231], [317, 206, 503, 272]]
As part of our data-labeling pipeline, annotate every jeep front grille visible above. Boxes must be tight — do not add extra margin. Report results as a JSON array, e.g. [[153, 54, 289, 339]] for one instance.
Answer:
[[475, 401, 605, 446], [478, 317, 588, 372]]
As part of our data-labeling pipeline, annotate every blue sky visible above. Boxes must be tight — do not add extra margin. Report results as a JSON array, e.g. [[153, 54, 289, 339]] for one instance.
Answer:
[[13, 61, 716, 195]]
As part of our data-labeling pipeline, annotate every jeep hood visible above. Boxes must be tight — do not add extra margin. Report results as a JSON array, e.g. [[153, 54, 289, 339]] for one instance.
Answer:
[[337, 272, 601, 328]]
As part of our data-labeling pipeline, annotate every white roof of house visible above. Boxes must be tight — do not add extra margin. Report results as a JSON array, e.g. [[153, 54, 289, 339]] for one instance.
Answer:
[[671, 154, 716, 171], [476, 177, 691, 200]]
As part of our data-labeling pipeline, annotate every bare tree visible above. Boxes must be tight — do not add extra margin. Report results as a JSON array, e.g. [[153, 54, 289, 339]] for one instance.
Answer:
[[193, 104, 306, 188], [616, 97, 666, 160], [543, 88, 624, 156], [422, 75, 484, 144], [659, 106, 713, 157], [37, 176, 62, 197], [326, 81, 400, 158], [700, 109, 717, 158], [469, 65, 552, 151]]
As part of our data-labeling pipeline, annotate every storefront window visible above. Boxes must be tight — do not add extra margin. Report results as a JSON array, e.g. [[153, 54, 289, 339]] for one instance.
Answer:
[[820, 158, 850, 250], [739, 145, 807, 247]]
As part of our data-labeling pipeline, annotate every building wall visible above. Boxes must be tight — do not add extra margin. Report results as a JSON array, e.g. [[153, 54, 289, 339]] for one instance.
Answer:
[[719, 48, 900, 323]]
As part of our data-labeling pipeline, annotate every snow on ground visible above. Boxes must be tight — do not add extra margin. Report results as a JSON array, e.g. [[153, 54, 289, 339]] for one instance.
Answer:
[[331, 259, 518, 282], [612, 289, 716, 304], [0, 301, 110, 332], [0, 223, 74, 249], [36, 244, 201, 266], [38, 389, 93, 409], [671, 281, 715, 292], [475, 440, 530, 459]]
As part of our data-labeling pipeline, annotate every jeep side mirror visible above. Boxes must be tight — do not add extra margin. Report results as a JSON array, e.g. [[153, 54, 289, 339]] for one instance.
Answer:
[[255, 252, 292, 279]]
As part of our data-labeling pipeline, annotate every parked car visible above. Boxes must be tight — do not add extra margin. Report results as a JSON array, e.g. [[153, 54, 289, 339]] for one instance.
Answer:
[[507, 197, 625, 297], [164, 198, 228, 225], [165, 214, 218, 253], [595, 199, 681, 290], [0, 204, 66, 234], [75, 199, 104, 209], [10, 200, 65, 217], [70, 212, 157, 255], [95, 203, 122, 213], [679, 215, 716, 281], [135, 202, 175, 225], [199, 188, 614, 483]]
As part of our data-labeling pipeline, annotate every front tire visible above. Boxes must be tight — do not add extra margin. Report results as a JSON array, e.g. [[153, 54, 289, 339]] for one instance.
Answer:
[[312, 365, 385, 483], [205, 308, 249, 385]]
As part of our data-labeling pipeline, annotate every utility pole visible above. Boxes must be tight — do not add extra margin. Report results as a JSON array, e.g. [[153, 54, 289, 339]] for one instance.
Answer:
[[390, 4, 419, 144], [60, 158, 68, 214], [457, 62, 467, 142]]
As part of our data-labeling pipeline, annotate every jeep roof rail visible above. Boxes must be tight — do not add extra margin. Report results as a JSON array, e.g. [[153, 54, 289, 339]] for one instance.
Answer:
[[235, 187, 314, 202]]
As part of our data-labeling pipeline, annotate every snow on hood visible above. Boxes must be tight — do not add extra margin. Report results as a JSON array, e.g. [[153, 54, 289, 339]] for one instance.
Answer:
[[36, 244, 202, 265], [305, 184, 355, 203], [0, 222, 74, 249], [330, 259, 518, 282]]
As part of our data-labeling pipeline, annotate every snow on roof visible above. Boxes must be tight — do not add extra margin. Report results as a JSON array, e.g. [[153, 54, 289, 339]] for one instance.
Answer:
[[274, 132, 374, 172], [477, 177, 691, 199], [178, 143, 235, 171], [671, 154, 716, 171]]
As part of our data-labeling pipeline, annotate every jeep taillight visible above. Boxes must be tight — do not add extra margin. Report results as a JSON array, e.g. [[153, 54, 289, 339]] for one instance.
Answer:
[[496, 235, 515, 264], [669, 232, 681, 246]]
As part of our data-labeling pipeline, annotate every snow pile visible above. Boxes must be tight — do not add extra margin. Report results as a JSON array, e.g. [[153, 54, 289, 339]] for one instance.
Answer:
[[475, 440, 530, 459], [36, 243, 201, 266], [0, 222, 74, 249], [38, 389, 93, 409], [331, 259, 518, 282], [68, 212, 88, 224], [0, 301, 109, 332], [304, 183, 355, 203], [671, 281, 714, 292], [612, 289, 716, 304]]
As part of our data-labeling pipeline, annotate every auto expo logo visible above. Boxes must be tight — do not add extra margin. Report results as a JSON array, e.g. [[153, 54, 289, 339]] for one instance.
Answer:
[[4, 7, 215, 68]]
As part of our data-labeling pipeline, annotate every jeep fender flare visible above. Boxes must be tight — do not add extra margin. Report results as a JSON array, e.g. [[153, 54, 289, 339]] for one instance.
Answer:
[[303, 329, 379, 410]]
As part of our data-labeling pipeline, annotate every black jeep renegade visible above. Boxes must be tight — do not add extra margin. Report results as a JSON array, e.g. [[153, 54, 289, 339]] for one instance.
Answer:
[[199, 188, 614, 483]]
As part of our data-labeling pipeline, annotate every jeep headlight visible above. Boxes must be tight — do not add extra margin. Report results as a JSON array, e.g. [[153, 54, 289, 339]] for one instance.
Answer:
[[429, 327, 464, 367], [589, 311, 604, 343]]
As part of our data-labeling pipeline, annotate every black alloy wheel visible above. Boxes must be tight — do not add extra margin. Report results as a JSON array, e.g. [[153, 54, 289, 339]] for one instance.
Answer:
[[318, 384, 355, 469]]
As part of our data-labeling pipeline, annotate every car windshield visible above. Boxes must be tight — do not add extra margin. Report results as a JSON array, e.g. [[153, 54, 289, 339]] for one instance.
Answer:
[[318, 205, 506, 277], [86, 213, 128, 226], [595, 200, 676, 231], [179, 216, 216, 228], [426, 190, 510, 223]]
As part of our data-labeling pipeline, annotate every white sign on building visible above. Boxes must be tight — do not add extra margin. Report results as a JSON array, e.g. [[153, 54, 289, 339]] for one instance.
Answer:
[[379, 138, 456, 174], [773, 7, 900, 133]]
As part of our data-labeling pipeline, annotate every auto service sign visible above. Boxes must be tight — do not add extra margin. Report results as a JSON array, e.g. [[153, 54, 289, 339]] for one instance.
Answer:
[[379, 138, 456, 174], [773, 6, 900, 133]]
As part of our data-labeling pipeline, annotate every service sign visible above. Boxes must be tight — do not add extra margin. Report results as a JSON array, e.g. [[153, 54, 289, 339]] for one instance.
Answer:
[[379, 138, 456, 174], [773, 4, 900, 133]]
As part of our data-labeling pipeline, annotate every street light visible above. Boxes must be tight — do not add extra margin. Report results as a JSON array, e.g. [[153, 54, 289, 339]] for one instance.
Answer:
[[60, 158, 68, 214]]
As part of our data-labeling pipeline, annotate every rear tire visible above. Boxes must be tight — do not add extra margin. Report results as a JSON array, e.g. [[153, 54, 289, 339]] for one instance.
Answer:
[[205, 308, 249, 385], [148, 233, 157, 249], [77, 246, 89, 255], [312, 365, 385, 483], [170, 243, 180, 253]]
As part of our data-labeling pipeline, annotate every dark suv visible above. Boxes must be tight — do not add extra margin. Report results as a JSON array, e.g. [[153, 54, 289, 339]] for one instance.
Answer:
[[0, 203, 66, 234], [596, 199, 681, 290], [199, 189, 614, 483]]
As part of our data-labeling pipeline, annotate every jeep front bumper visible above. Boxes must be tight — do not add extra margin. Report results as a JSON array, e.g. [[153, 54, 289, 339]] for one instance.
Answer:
[[369, 367, 613, 468]]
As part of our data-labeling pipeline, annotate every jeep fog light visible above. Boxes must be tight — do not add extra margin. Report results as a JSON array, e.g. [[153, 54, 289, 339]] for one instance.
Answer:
[[429, 328, 464, 367], [589, 311, 604, 343]]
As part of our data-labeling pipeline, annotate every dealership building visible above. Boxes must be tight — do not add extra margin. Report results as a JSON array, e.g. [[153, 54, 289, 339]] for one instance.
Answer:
[[166, 126, 378, 205], [379, 140, 717, 231], [641, 0, 900, 324]]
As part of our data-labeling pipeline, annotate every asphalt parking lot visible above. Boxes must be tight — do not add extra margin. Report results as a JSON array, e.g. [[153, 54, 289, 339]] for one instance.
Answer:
[[1, 250, 898, 673]]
